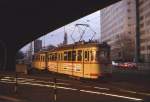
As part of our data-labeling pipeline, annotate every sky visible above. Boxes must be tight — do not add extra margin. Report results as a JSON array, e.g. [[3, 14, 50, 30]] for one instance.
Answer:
[[21, 10, 100, 52]]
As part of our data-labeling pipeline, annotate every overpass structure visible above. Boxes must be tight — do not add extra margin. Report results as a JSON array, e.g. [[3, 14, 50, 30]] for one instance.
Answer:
[[0, 0, 121, 70]]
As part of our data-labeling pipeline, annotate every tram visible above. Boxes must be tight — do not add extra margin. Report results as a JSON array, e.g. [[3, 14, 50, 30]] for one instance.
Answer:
[[32, 41, 112, 79]]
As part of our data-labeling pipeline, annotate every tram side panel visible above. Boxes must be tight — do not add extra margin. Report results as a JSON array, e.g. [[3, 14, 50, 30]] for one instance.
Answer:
[[47, 52, 58, 72], [39, 54, 46, 70], [35, 53, 47, 70], [83, 48, 100, 79], [57, 52, 63, 74]]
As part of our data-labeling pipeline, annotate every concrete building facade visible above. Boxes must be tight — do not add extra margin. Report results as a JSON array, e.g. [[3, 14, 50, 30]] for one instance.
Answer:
[[139, 0, 150, 62], [101, 0, 136, 61]]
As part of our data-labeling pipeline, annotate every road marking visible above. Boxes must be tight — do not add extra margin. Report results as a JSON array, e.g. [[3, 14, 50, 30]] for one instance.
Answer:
[[58, 86, 77, 91], [119, 89, 150, 96], [3, 76, 13, 79], [1, 78, 13, 81], [17, 78, 35, 81], [80, 90, 143, 101], [0, 80, 15, 83], [94, 87, 110, 90], [1, 76, 69, 86]]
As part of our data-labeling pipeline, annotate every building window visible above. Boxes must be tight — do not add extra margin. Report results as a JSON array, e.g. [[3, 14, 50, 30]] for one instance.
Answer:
[[128, 17, 131, 19], [127, 1, 131, 5], [141, 46, 145, 51], [140, 23, 144, 28], [127, 9, 131, 12], [140, 16, 144, 21]]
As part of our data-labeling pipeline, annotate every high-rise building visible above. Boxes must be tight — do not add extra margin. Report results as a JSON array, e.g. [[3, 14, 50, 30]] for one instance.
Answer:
[[34, 39, 42, 53], [101, 0, 136, 61], [139, 0, 150, 62]]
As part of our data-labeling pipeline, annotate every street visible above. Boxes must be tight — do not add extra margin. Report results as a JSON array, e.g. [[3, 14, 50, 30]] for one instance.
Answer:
[[0, 70, 150, 102]]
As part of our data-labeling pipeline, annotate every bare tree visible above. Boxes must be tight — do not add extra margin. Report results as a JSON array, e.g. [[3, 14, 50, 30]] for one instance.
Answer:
[[112, 34, 135, 62]]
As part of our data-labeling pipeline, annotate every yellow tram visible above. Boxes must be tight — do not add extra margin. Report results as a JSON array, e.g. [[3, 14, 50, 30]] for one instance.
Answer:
[[32, 51, 47, 70], [32, 41, 112, 79]]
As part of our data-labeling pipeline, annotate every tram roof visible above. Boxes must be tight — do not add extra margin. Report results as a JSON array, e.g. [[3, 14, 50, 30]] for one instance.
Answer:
[[53, 41, 110, 51], [35, 41, 110, 54]]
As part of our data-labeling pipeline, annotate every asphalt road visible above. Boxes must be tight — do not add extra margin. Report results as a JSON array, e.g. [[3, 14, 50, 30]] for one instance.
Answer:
[[0, 71, 150, 102]]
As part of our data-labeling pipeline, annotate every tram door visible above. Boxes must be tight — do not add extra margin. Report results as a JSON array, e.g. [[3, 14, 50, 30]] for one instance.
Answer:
[[83, 50, 90, 78]]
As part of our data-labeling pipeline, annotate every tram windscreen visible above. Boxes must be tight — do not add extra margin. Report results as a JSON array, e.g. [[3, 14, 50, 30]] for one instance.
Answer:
[[97, 48, 110, 63]]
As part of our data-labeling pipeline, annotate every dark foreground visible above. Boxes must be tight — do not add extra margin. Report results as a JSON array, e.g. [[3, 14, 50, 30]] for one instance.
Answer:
[[0, 69, 150, 102]]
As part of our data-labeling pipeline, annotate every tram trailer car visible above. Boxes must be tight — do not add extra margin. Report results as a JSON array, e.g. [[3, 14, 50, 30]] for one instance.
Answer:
[[32, 42, 112, 79], [32, 51, 47, 71]]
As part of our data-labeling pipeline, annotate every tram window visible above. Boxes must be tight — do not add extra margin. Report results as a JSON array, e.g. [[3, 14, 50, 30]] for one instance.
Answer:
[[55, 53, 57, 61], [50, 55, 52, 61], [59, 54, 61, 61], [41, 56, 43, 61], [49, 55, 50, 61], [52, 54, 55, 61], [38, 56, 39, 61], [47, 55, 49, 61], [100, 50, 109, 60], [100, 51, 105, 57], [72, 51, 76, 61], [96, 51, 99, 61], [40, 56, 42, 61], [58, 54, 60, 61], [85, 51, 87, 58], [68, 51, 71, 61], [64, 52, 68, 61], [84, 51, 89, 61], [61, 53, 62, 61], [43, 56, 45, 61], [48, 55, 49, 61], [91, 51, 94, 61], [42, 56, 44, 62], [58, 54, 61, 61], [77, 50, 82, 61], [88, 51, 89, 61]]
